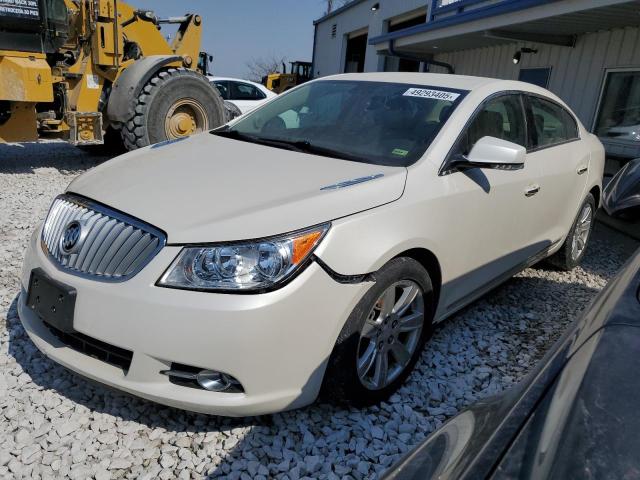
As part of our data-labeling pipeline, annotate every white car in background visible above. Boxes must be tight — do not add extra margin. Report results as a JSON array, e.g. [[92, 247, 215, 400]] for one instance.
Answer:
[[19, 73, 604, 416], [208, 76, 276, 114]]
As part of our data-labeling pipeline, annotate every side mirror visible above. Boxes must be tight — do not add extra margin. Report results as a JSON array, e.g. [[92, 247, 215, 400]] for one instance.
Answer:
[[450, 136, 526, 171]]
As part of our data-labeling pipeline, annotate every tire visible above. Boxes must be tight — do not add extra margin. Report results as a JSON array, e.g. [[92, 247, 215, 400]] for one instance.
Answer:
[[120, 68, 225, 150], [547, 193, 596, 271], [223, 101, 242, 122], [321, 257, 434, 406]]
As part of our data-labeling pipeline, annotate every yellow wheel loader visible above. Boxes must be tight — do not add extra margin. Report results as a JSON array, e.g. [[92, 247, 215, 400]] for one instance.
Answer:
[[263, 61, 312, 94], [0, 0, 225, 150]]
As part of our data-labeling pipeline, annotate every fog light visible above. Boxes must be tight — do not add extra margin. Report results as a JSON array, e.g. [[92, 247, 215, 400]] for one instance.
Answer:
[[160, 364, 244, 392], [196, 370, 231, 391]]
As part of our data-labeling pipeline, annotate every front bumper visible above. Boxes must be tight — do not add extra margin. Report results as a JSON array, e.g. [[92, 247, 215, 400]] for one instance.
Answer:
[[18, 226, 371, 416]]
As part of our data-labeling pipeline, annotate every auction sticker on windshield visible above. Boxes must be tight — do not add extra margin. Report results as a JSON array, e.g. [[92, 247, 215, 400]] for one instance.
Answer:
[[403, 88, 460, 102]]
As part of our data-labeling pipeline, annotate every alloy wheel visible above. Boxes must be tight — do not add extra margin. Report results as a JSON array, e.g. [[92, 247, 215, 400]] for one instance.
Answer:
[[356, 281, 424, 390], [571, 203, 593, 261]]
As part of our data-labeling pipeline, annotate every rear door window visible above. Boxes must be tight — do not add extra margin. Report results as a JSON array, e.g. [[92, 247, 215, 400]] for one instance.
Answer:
[[527, 96, 579, 149], [230, 82, 266, 101]]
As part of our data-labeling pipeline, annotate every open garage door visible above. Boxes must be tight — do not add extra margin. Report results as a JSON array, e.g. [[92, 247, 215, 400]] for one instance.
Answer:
[[344, 32, 367, 73]]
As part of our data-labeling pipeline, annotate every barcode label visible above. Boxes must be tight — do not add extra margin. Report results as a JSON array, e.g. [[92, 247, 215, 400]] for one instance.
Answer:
[[403, 88, 460, 102]]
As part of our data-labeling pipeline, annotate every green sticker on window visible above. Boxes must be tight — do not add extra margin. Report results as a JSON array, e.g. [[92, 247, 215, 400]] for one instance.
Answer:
[[392, 148, 409, 157]]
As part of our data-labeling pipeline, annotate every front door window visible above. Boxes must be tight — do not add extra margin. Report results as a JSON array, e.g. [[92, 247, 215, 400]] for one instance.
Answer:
[[454, 94, 526, 156]]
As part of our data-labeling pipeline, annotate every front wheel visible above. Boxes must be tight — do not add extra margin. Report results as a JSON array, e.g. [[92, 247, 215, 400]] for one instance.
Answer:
[[547, 193, 595, 271], [120, 68, 225, 150], [321, 258, 434, 406]]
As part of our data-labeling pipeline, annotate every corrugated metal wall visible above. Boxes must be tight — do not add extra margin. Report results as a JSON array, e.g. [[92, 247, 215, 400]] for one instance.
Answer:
[[433, 26, 640, 131], [314, 0, 428, 78]]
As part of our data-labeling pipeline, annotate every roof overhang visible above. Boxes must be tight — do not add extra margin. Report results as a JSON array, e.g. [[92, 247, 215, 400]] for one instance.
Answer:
[[313, 0, 369, 25], [371, 0, 640, 55]]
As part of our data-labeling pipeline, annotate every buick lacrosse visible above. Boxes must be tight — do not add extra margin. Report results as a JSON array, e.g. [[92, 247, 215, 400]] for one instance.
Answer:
[[19, 73, 604, 416]]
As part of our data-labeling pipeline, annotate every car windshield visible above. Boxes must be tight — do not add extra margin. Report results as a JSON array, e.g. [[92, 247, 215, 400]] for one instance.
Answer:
[[212, 80, 467, 166]]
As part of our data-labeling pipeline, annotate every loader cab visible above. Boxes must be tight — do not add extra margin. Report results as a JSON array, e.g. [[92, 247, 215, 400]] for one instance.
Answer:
[[41, 0, 69, 52], [290, 61, 312, 83], [0, 0, 68, 53], [198, 52, 214, 76]]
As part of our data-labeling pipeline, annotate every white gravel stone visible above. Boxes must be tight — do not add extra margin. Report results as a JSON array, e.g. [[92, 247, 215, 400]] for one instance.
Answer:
[[97, 432, 118, 445], [109, 457, 133, 470], [94, 468, 110, 480], [1, 142, 637, 479], [159, 453, 176, 469]]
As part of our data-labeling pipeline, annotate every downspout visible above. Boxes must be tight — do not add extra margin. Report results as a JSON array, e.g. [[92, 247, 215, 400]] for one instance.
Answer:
[[388, 39, 455, 74], [311, 22, 318, 79]]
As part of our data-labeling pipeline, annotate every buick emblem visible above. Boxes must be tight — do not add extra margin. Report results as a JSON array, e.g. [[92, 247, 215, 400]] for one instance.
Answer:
[[60, 221, 83, 254]]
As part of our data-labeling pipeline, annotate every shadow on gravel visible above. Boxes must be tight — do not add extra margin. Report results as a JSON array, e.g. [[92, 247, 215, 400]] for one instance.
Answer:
[[4, 224, 635, 478], [0, 142, 111, 174], [5, 262, 607, 478], [579, 223, 640, 278], [4, 294, 264, 431]]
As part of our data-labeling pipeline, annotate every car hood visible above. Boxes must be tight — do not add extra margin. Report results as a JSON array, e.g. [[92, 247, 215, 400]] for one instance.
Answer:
[[67, 133, 407, 243]]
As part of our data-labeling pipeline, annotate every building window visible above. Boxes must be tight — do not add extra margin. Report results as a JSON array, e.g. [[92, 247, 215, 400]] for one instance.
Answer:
[[331, 24, 337, 39], [595, 70, 640, 144], [518, 68, 551, 88]]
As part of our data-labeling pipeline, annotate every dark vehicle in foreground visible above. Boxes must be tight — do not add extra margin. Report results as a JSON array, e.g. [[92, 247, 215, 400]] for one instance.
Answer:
[[603, 157, 640, 220], [384, 249, 640, 480]]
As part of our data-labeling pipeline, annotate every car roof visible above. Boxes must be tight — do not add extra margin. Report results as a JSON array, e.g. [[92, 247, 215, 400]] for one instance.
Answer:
[[320, 72, 556, 99], [208, 76, 262, 86]]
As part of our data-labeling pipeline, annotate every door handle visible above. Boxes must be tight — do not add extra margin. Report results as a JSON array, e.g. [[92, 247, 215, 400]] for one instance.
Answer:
[[577, 165, 588, 175], [524, 184, 540, 197]]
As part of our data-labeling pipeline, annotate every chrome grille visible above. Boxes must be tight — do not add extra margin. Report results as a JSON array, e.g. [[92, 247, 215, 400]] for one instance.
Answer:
[[41, 195, 166, 282]]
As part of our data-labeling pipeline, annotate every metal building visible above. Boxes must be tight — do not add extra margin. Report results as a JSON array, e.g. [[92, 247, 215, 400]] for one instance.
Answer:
[[313, 0, 640, 159]]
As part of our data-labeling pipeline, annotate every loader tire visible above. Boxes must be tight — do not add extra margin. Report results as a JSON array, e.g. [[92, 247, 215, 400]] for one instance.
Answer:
[[121, 67, 225, 150]]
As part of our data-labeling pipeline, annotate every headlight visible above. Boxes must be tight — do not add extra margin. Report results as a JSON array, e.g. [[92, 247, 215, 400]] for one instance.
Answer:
[[157, 224, 330, 292]]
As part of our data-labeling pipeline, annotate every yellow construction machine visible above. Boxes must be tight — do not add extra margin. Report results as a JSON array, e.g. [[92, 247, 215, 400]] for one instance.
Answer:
[[0, 0, 225, 150], [263, 60, 312, 94]]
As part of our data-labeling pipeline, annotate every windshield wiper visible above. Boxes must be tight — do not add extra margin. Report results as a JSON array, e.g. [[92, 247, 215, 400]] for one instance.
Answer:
[[213, 130, 368, 163], [250, 137, 312, 154], [253, 137, 370, 163], [212, 129, 309, 153]]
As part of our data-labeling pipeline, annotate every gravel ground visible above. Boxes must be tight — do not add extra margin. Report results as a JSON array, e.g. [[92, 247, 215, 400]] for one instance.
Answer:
[[1, 142, 638, 480]]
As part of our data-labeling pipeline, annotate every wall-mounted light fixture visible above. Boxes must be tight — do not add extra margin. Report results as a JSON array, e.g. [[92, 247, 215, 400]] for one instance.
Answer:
[[371, 3, 380, 11], [512, 47, 538, 64]]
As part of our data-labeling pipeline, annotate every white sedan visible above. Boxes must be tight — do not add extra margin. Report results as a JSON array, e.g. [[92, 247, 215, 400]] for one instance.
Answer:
[[208, 76, 276, 114], [18, 73, 603, 416]]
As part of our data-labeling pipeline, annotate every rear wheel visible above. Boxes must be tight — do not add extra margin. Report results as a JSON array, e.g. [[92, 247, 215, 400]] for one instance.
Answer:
[[121, 68, 225, 150], [547, 193, 595, 271], [322, 258, 434, 406]]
